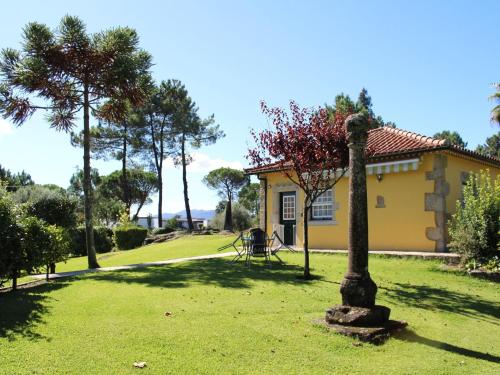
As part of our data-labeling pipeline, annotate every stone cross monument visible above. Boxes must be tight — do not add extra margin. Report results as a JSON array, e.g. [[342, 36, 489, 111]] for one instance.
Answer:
[[340, 113, 377, 307], [325, 113, 404, 342]]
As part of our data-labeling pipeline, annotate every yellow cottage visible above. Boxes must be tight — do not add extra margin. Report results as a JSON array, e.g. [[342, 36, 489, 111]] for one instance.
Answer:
[[246, 127, 500, 252]]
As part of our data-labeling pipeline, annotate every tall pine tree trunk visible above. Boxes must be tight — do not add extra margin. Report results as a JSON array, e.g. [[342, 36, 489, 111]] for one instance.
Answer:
[[11, 269, 17, 291], [121, 122, 129, 217], [181, 135, 194, 231], [157, 170, 163, 228], [224, 197, 233, 231], [303, 201, 310, 279], [83, 85, 99, 269]]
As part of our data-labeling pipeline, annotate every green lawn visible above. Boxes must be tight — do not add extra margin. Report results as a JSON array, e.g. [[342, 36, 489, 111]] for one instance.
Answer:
[[1, 249, 499, 374], [8, 233, 237, 287], [56, 233, 238, 273]]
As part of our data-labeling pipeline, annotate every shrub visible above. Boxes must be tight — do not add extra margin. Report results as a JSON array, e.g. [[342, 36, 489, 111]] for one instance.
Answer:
[[152, 226, 177, 235], [0, 197, 24, 288], [113, 224, 148, 250], [449, 170, 499, 268], [210, 203, 252, 231], [12, 185, 77, 229], [70, 226, 114, 256], [21, 217, 71, 279]]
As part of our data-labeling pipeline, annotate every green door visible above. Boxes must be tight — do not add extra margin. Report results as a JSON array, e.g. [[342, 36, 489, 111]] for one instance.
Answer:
[[280, 192, 296, 246]]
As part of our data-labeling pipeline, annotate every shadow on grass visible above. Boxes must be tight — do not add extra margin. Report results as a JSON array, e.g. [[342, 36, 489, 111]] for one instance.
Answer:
[[380, 282, 500, 323], [394, 329, 500, 364], [87, 258, 319, 289], [0, 281, 69, 341]]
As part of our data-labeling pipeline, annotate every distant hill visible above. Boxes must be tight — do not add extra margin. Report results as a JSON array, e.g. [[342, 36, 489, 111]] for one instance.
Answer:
[[162, 209, 215, 220]]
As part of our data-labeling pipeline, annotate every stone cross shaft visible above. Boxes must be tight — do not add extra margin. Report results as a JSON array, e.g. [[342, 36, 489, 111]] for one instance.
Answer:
[[340, 113, 377, 307]]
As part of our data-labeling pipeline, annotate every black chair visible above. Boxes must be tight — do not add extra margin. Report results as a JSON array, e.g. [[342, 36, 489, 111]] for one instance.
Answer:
[[217, 232, 245, 262], [271, 230, 296, 254], [245, 228, 271, 267]]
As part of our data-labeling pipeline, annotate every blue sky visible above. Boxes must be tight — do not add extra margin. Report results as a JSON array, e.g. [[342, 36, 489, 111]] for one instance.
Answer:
[[0, 0, 498, 214]]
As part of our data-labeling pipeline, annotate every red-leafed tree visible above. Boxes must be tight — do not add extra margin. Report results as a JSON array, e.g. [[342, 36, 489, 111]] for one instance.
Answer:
[[248, 100, 351, 279]]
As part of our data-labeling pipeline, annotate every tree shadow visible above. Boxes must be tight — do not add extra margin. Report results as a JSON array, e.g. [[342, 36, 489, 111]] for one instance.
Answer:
[[87, 258, 320, 289], [394, 329, 500, 364], [380, 282, 500, 323], [0, 281, 69, 341]]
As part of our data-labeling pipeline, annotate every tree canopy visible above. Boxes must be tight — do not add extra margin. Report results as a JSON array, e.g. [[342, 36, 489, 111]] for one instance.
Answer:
[[238, 182, 260, 217], [99, 168, 158, 221], [12, 184, 77, 229], [0, 164, 34, 192], [490, 83, 500, 125], [167, 80, 224, 230], [475, 132, 500, 158], [248, 99, 351, 278], [134, 80, 180, 227], [0, 15, 152, 268], [433, 130, 467, 148], [203, 168, 248, 231], [325, 88, 394, 129]]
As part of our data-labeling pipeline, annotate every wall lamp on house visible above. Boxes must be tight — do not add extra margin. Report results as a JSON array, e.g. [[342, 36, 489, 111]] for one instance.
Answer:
[[376, 173, 384, 182]]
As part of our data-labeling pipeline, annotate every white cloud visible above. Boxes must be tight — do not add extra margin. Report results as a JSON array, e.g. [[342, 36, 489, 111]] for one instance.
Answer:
[[163, 152, 243, 172], [0, 119, 13, 138]]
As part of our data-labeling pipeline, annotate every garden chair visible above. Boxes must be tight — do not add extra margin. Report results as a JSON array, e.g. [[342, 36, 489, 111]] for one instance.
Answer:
[[245, 228, 271, 267], [271, 230, 296, 253], [267, 231, 285, 264], [217, 232, 245, 262]]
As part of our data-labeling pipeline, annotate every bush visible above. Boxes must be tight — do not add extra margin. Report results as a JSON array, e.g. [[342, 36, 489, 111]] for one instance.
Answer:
[[449, 170, 499, 268], [21, 217, 71, 278], [13, 185, 77, 228], [152, 226, 177, 235], [70, 226, 114, 256], [113, 224, 148, 250], [0, 197, 23, 288], [210, 203, 252, 231]]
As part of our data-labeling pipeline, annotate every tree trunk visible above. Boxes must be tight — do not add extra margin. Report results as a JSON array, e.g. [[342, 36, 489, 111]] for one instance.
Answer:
[[303, 203, 310, 279], [46, 265, 50, 281], [121, 121, 129, 217], [224, 198, 233, 231], [50, 263, 55, 274], [157, 171, 163, 228], [83, 85, 99, 269], [11, 269, 17, 291], [181, 136, 194, 231]]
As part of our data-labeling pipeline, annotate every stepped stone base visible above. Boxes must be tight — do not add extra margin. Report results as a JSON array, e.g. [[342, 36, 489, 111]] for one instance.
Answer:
[[326, 305, 391, 326], [324, 319, 408, 345], [324, 304, 406, 344]]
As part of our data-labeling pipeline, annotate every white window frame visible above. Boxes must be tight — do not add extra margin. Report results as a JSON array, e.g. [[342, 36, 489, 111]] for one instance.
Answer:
[[282, 194, 296, 221], [311, 189, 334, 221]]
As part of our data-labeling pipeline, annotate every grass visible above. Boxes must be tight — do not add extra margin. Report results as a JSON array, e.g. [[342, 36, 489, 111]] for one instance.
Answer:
[[1, 248, 499, 374], [56, 233, 238, 272], [8, 233, 237, 287]]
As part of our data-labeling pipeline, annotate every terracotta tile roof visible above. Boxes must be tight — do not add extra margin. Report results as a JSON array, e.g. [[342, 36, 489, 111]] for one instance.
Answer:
[[245, 126, 500, 174], [367, 127, 446, 157]]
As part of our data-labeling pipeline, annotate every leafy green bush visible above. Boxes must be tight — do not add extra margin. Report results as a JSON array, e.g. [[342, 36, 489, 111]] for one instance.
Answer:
[[210, 203, 252, 231], [113, 224, 148, 250], [70, 226, 114, 256], [449, 170, 499, 268], [12, 185, 77, 228], [21, 217, 71, 278], [0, 196, 23, 288], [152, 226, 177, 235]]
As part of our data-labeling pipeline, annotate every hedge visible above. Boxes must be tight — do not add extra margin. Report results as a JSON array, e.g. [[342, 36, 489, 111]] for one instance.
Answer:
[[70, 226, 114, 256], [113, 225, 148, 250]]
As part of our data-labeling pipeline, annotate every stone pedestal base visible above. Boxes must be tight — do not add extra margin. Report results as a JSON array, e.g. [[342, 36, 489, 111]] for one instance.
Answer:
[[324, 320, 408, 345], [325, 305, 390, 326], [324, 304, 405, 344]]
